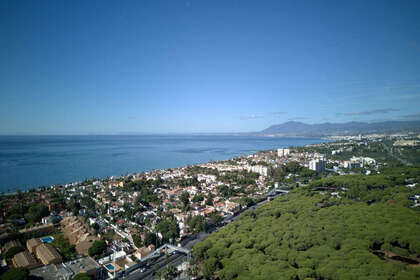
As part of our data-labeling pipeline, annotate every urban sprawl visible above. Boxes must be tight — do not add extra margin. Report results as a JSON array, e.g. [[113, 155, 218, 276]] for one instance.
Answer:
[[1, 132, 420, 280]]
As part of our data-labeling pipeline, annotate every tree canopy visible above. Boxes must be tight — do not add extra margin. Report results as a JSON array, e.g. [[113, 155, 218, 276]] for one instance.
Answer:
[[88, 240, 107, 257], [156, 218, 180, 243], [194, 169, 420, 279], [0, 267, 29, 280]]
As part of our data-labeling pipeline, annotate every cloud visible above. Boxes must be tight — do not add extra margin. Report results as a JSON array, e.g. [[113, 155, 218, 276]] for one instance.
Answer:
[[402, 112, 420, 120], [338, 108, 400, 116], [240, 114, 264, 120]]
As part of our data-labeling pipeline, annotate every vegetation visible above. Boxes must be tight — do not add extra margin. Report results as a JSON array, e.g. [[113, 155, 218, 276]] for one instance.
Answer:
[[144, 231, 159, 247], [133, 233, 143, 248], [194, 169, 420, 279], [180, 191, 190, 209], [156, 218, 180, 243], [73, 273, 93, 280], [270, 161, 318, 183], [52, 234, 76, 261], [88, 240, 107, 257], [4, 245, 24, 261], [0, 267, 29, 280], [187, 215, 207, 233], [217, 171, 259, 188], [123, 179, 161, 205], [157, 264, 179, 279]]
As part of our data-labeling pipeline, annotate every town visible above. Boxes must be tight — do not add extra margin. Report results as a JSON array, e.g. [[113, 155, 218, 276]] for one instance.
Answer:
[[1, 133, 419, 280]]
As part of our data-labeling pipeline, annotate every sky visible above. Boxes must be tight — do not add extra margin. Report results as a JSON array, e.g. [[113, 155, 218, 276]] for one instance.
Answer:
[[1, 0, 420, 134]]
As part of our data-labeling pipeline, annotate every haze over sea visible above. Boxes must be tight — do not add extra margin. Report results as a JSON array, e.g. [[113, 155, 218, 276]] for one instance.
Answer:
[[0, 135, 326, 192]]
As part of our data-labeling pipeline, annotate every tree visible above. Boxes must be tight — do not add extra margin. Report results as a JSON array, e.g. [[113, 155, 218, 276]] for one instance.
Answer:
[[206, 196, 214, 206], [187, 215, 207, 233], [159, 264, 179, 280], [88, 240, 107, 257], [24, 203, 49, 224], [239, 197, 255, 207], [193, 170, 420, 279], [208, 212, 223, 226], [91, 222, 99, 231], [73, 273, 93, 280], [52, 234, 76, 261], [144, 232, 158, 247], [0, 267, 29, 280], [180, 192, 190, 207], [156, 218, 180, 243], [4, 246, 24, 260], [192, 194, 204, 203], [133, 233, 143, 248], [203, 257, 219, 279]]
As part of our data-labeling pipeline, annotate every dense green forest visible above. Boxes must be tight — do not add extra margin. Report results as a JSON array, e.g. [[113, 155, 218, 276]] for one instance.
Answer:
[[193, 168, 420, 279]]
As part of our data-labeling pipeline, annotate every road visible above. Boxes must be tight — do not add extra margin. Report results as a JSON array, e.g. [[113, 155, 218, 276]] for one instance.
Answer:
[[125, 253, 185, 280], [125, 192, 287, 279], [382, 142, 412, 166]]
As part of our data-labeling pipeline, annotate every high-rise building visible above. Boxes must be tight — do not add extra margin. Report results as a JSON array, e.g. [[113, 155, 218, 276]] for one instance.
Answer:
[[309, 158, 326, 173], [277, 148, 290, 157]]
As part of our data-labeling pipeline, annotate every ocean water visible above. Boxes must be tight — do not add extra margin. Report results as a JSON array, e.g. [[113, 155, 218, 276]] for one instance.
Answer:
[[0, 135, 326, 192]]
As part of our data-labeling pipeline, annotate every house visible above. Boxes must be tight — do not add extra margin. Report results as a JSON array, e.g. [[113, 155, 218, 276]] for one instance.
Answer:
[[64, 256, 102, 279], [35, 243, 62, 265], [2, 240, 22, 254], [134, 245, 155, 260], [29, 257, 102, 280], [26, 238, 42, 254], [61, 216, 98, 255], [19, 224, 54, 237], [12, 251, 39, 269], [41, 214, 62, 225]]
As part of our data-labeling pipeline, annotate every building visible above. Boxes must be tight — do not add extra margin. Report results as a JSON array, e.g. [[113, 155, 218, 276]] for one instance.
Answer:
[[65, 257, 103, 279], [35, 243, 62, 265], [12, 251, 39, 269], [134, 245, 155, 260], [309, 158, 326, 173], [246, 165, 268, 177], [2, 240, 22, 253], [61, 216, 98, 255], [19, 224, 54, 237], [27, 238, 42, 254], [30, 257, 103, 280], [277, 148, 290, 157]]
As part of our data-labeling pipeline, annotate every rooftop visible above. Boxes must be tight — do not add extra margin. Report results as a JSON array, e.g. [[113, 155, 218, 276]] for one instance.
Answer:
[[13, 251, 38, 268], [65, 256, 100, 275]]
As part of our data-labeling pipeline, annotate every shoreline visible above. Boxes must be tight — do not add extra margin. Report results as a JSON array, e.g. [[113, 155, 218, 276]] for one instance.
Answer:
[[0, 136, 329, 195]]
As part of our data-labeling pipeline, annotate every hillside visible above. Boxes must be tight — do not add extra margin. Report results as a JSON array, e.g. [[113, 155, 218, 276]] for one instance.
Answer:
[[259, 120, 420, 136], [193, 168, 420, 279]]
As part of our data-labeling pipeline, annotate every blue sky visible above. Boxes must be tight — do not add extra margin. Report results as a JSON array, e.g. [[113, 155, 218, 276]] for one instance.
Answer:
[[1, 0, 419, 134]]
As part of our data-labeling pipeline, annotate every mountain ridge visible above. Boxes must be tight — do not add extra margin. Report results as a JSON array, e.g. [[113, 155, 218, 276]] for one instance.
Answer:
[[258, 120, 420, 136]]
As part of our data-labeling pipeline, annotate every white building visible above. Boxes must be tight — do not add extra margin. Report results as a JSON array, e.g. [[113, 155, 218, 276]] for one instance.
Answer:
[[277, 148, 290, 157], [246, 165, 268, 177], [309, 158, 326, 173], [344, 157, 376, 169]]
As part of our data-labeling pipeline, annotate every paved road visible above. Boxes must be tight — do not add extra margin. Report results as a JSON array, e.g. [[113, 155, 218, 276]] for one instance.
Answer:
[[382, 142, 412, 166], [125, 253, 184, 280], [125, 193, 287, 279]]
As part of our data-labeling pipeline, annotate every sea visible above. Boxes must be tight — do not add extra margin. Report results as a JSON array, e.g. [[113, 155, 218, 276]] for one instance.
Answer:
[[0, 135, 327, 193]]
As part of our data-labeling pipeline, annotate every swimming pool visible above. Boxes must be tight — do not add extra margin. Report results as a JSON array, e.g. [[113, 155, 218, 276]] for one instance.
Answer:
[[41, 236, 54, 243], [106, 264, 115, 271]]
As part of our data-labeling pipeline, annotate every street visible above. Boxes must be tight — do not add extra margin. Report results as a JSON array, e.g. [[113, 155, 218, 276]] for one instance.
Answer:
[[125, 192, 287, 279]]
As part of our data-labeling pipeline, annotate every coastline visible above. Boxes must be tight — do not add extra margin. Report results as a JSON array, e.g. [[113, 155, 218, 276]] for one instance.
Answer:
[[0, 135, 329, 195]]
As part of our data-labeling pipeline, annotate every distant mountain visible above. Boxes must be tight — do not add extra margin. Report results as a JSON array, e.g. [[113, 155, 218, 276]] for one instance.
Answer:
[[259, 120, 420, 137]]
